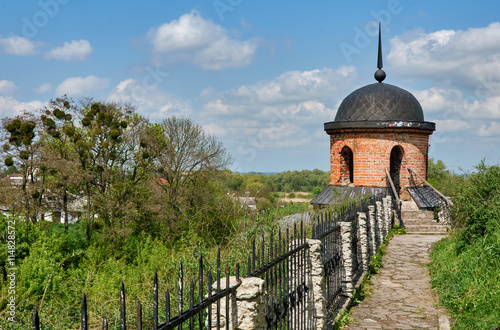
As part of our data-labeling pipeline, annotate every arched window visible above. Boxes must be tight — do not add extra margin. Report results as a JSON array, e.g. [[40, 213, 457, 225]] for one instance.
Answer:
[[390, 146, 404, 195], [340, 146, 354, 185]]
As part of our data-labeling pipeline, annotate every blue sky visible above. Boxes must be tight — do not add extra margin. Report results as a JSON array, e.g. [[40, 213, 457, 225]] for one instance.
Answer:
[[1, 0, 500, 173]]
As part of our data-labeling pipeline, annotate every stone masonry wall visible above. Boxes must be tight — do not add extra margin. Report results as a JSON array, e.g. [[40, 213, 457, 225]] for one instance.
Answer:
[[329, 128, 431, 192]]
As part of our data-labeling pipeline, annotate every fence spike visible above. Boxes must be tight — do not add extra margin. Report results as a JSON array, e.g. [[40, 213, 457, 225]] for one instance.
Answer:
[[81, 292, 88, 330], [165, 289, 170, 326], [120, 280, 126, 330], [208, 271, 213, 328], [199, 254, 203, 328], [236, 262, 240, 282], [103, 315, 108, 330], [32, 307, 40, 330], [136, 299, 142, 330], [226, 263, 230, 330], [216, 248, 221, 329], [261, 234, 265, 265], [153, 269, 158, 330], [179, 262, 184, 322], [252, 237, 256, 273], [190, 279, 194, 329]]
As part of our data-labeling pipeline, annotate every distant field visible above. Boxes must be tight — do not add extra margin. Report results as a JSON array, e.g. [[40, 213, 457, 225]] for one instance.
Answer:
[[280, 191, 313, 203]]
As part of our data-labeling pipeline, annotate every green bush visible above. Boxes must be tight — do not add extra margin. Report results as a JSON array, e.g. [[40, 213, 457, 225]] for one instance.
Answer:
[[429, 161, 500, 329], [452, 162, 500, 250]]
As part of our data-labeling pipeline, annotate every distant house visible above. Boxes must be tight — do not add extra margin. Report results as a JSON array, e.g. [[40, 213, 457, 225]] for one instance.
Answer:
[[226, 192, 257, 210], [238, 196, 257, 210], [157, 178, 168, 184], [5, 173, 23, 186], [1, 174, 84, 224]]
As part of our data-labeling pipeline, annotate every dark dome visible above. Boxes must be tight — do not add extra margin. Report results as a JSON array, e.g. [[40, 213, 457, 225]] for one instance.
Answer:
[[335, 83, 424, 122]]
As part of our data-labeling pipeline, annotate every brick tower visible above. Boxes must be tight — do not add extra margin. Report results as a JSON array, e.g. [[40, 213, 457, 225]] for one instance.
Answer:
[[312, 25, 435, 206]]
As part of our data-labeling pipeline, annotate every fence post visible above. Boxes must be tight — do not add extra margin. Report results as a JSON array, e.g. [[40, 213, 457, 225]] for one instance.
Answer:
[[368, 205, 376, 257], [305, 239, 326, 330], [208, 277, 266, 329], [383, 197, 390, 235], [386, 195, 393, 228], [357, 212, 369, 272], [340, 221, 354, 298], [376, 201, 384, 244]]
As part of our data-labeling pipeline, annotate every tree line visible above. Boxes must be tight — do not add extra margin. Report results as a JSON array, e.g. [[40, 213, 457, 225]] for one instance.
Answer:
[[0, 97, 235, 244]]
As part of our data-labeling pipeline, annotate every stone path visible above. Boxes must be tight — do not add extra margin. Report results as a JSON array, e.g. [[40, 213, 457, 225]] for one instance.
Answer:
[[346, 234, 452, 330]]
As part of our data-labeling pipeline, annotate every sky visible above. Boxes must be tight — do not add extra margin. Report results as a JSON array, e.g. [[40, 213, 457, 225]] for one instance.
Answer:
[[1, 0, 500, 174]]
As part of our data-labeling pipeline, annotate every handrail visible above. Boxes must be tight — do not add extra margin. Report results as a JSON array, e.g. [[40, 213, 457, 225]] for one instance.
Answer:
[[407, 167, 453, 205], [384, 168, 401, 204]]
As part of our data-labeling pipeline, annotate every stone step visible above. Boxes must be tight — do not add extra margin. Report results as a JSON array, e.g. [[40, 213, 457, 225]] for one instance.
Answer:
[[403, 219, 445, 226], [405, 225, 448, 234], [401, 210, 435, 221]]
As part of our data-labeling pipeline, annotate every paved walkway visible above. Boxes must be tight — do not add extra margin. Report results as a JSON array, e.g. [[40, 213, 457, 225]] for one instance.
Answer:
[[346, 234, 452, 330]]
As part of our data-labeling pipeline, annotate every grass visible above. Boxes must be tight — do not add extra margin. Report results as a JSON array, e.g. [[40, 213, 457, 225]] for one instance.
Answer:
[[429, 228, 500, 329]]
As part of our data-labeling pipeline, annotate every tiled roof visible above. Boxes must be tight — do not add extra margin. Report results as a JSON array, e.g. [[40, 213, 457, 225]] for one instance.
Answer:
[[311, 185, 387, 206], [407, 186, 441, 209]]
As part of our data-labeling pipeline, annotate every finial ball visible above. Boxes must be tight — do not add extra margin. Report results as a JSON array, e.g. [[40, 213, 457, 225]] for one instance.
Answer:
[[375, 69, 386, 83]]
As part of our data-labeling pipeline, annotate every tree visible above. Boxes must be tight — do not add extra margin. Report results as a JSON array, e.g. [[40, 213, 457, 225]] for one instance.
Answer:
[[155, 117, 233, 238], [1, 112, 47, 223], [428, 158, 449, 185], [72, 100, 154, 238], [40, 97, 82, 230]]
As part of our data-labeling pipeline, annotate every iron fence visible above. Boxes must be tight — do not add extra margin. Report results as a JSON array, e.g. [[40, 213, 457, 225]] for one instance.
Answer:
[[246, 223, 309, 329], [31, 193, 390, 329], [32, 250, 241, 330], [312, 211, 342, 308]]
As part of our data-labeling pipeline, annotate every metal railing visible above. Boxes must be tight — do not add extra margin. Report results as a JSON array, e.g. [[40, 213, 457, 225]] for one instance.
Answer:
[[246, 223, 310, 329], [33, 250, 241, 330], [31, 194, 391, 329], [385, 168, 402, 225]]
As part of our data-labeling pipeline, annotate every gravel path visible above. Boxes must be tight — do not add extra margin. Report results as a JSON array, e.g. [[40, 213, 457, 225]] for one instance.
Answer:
[[346, 234, 452, 330]]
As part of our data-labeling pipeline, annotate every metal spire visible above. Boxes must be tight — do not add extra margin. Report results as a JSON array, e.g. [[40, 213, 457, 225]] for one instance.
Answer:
[[377, 22, 383, 69], [375, 22, 386, 83]]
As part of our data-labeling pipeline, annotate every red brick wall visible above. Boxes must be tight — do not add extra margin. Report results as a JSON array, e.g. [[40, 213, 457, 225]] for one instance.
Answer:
[[329, 128, 432, 193]]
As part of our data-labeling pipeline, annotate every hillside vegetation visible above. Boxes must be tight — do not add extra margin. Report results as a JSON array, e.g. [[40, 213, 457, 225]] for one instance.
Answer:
[[429, 161, 500, 329], [0, 98, 326, 328]]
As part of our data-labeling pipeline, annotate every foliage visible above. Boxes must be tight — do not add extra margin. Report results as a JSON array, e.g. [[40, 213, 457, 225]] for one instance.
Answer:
[[0, 100, 331, 327], [427, 158, 465, 197], [429, 161, 500, 329], [451, 161, 500, 248], [222, 169, 329, 194]]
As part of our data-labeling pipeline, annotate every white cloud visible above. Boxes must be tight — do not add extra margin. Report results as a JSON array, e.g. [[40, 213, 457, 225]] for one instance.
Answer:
[[433, 119, 471, 133], [46, 39, 93, 61], [147, 11, 259, 70], [206, 66, 357, 110], [203, 123, 228, 137], [413, 88, 465, 113], [388, 23, 500, 90], [0, 35, 36, 55], [0, 80, 17, 95], [56, 75, 109, 96], [201, 66, 357, 156], [478, 122, 500, 136], [34, 83, 52, 94], [108, 79, 192, 118], [0, 96, 44, 117]]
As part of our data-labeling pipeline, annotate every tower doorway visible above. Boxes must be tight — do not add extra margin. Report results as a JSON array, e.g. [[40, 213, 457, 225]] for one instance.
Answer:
[[340, 146, 354, 185], [390, 146, 404, 195]]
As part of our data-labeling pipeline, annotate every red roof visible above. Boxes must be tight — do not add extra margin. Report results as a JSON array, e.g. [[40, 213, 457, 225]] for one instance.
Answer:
[[157, 178, 168, 184]]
